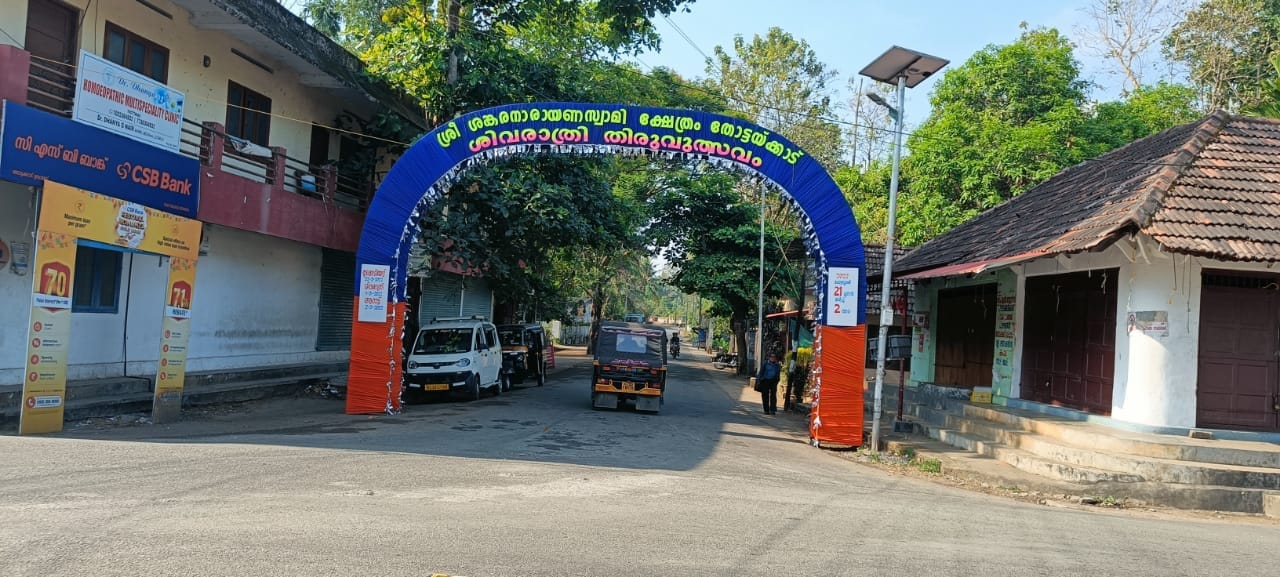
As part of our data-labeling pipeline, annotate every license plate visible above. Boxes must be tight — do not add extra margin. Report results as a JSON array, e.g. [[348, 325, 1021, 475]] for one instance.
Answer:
[[622, 382, 635, 392], [424, 384, 450, 391]]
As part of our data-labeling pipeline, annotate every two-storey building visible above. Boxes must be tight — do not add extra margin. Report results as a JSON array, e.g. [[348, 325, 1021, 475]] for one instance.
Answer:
[[0, 0, 428, 392]]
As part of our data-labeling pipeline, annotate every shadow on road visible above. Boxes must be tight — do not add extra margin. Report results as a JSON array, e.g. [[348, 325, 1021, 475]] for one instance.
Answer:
[[33, 348, 808, 472]]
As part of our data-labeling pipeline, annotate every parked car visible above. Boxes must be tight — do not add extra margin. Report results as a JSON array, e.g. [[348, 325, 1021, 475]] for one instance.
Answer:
[[498, 323, 548, 386], [404, 317, 506, 401], [623, 313, 645, 323]]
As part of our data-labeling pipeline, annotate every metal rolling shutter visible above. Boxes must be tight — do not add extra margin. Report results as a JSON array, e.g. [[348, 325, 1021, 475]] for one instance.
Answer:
[[316, 248, 356, 351], [418, 273, 463, 325], [460, 277, 492, 320]]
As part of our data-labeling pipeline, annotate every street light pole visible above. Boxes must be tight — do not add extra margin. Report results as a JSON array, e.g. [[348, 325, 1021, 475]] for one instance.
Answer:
[[870, 74, 905, 453], [859, 46, 948, 453], [756, 183, 766, 375]]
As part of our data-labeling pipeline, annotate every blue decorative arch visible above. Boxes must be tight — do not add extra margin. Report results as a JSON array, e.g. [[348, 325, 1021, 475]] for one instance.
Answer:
[[347, 102, 867, 430]]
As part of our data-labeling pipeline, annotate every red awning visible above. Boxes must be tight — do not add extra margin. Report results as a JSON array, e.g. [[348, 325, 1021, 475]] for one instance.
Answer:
[[899, 250, 1048, 280]]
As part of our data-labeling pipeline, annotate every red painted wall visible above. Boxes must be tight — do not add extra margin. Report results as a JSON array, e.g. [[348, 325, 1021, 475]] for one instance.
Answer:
[[197, 172, 363, 252]]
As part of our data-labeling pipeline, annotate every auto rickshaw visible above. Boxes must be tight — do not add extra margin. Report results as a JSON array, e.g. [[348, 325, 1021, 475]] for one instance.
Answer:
[[591, 321, 667, 413]]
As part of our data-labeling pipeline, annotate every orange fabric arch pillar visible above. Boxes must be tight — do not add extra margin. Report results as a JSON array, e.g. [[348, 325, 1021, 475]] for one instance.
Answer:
[[346, 298, 406, 414], [809, 324, 866, 447]]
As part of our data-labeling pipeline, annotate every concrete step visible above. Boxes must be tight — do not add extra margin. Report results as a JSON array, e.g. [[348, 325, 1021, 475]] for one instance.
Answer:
[[958, 403, 1280, 469], [1, 366, 346, 429], [911, 419, 1273, 513], [914, 404, 1280, 490], [1, 377, 153, 419], [916, 421, 1145, 484], [181, 373, 342, 407]]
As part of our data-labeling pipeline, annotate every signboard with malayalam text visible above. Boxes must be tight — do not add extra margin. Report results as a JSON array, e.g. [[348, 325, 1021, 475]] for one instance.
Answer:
[[0, 101, 199, 217], [825, 267, 860, 327], [358, 265, 390, 323]]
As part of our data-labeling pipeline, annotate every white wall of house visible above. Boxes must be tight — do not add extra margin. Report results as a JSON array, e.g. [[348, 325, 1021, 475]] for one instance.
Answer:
[[3, 0, 360, 162], [911, 241, 1236, 428], [1110, 240, 1202, 428], [0, 183, 341, 386], [182, 224, 343, 373], [0, 182, 39, 383]]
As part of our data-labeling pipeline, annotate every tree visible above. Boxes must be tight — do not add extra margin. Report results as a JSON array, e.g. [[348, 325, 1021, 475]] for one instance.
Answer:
[[648, 169, 796, 374], [1082, 81, 1202, 151], [903, 27, 1091, 235], [1163, 0, 1280, 112], [833, 161, 891, 244], [1076, 0, 1189, 94], [846, 77, 896, 170], [705, 27, 844, 171]]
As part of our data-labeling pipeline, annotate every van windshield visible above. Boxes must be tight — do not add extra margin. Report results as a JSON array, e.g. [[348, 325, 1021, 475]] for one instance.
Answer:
[[413, 328, 473, 354]]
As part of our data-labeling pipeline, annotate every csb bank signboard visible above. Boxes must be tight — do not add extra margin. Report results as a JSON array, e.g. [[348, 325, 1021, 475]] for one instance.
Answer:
[[0, 101, 199, 217]]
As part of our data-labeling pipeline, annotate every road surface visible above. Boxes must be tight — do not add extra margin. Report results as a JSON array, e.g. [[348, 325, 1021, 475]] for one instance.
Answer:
[[1, 350, 1277, 577]]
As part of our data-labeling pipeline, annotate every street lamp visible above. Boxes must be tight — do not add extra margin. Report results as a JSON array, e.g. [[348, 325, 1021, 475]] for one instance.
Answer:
[[859, 46, 948, 453]]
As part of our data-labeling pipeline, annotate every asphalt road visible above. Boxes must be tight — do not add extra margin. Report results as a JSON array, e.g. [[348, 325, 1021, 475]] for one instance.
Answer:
[[2, 349, 1278, 577]]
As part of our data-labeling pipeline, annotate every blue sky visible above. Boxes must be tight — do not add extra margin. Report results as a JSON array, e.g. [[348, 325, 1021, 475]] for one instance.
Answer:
[[639, 0, 1146, 129]]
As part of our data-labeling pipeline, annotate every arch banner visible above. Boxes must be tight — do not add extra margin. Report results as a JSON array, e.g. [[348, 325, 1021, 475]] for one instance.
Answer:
[[346, 102, 867, 446]]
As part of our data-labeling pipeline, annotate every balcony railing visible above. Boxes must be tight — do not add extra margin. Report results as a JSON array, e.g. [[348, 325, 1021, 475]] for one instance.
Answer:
[[25, 57, 376, 210], [26, 57, 75, 118]]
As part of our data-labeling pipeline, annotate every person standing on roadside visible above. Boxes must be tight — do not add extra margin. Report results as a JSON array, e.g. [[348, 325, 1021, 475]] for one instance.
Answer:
[[756, 352, 782, 415]]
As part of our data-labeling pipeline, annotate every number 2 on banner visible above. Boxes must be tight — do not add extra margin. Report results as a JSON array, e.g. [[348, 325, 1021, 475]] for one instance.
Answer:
[[833, 304, 841, 314]]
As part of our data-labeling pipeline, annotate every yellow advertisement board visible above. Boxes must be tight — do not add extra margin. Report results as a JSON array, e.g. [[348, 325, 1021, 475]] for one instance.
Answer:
[[153, 257, 197, 422], [19, 231, 77, 434], [40, 180, 200, 259], [19, 180, 202, 434]]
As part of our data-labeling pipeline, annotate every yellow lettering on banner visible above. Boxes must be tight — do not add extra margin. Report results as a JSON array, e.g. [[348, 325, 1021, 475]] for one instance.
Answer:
[[40, 181, 201, 260]]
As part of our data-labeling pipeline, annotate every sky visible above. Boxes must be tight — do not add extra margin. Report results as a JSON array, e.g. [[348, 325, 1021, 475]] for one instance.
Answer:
[[638, 0, 1152, 131]]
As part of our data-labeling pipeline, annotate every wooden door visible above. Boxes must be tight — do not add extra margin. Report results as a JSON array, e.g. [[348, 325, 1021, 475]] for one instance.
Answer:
[[1197, 273, 1280, 431], [1021, 270, 1117, 414], [934, 284, 996, 388]]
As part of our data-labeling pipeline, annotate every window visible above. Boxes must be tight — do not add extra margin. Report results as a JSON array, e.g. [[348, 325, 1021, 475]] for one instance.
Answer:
[[104, 23, 168, 82], [226, 81, 271, 146], [73, 246, 122, 313]]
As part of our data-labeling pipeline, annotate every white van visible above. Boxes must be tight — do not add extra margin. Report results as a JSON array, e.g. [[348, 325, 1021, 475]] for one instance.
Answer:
[[623, 313, 645, 323], [404, 317, 506, 401]]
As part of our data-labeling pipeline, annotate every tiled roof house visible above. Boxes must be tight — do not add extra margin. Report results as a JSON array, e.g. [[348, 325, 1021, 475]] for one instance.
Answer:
[[897, 111, 1280, 432]]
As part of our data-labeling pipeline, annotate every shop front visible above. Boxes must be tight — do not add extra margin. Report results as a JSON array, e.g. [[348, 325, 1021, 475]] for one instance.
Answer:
[[0, 99, 202, 433]]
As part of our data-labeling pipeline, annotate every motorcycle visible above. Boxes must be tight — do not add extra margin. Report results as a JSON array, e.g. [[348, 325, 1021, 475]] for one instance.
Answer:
[[711, 352, 738, 370], [669, 342, 680, 359]]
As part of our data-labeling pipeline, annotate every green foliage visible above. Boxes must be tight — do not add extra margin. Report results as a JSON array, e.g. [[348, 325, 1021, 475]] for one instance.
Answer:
[[1163, 0, 1280, 112], [1082, 82, 1202, 152], [833, 162, 891, 244], [916, 458, 943, 474], [647, 168, 797, 368], [897, 26, 1205, 246], [905, 27, 1090, 222], [705, 27, 844, 170]]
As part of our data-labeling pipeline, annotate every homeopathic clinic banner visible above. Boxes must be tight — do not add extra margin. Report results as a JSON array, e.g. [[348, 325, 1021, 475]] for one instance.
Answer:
[[19, 181, 200, 434]]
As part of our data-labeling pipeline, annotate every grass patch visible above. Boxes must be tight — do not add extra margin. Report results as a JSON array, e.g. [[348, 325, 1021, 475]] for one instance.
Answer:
[[916, 458, 943, 474], [897, 447, 917, 460]]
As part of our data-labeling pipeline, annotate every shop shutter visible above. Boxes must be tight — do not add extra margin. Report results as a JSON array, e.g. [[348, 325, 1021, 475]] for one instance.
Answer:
[[316, 248, 356, 351], [460, 277, 492, 320], [418, 273, 463, 325]]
